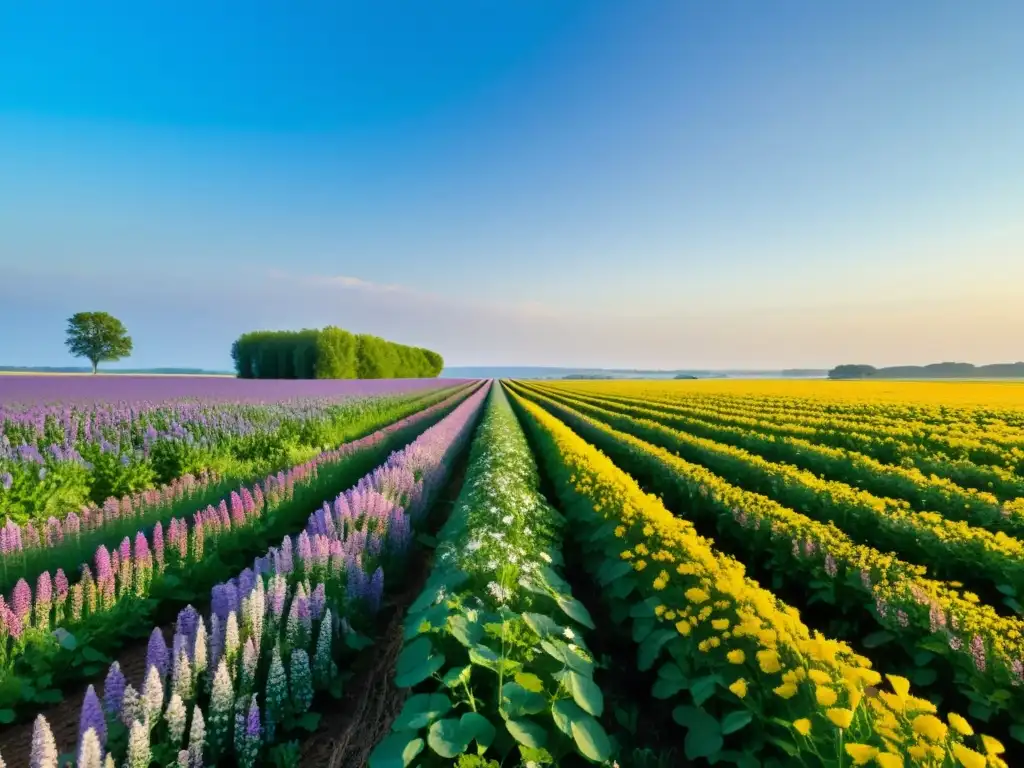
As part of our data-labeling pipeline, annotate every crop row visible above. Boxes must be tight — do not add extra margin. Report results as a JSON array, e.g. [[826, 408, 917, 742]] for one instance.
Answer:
[[12, 382, 490, 767], [550, 384, 1024, 501], [0, 383, 482, 724], [509, 382, 1024, 743], [0, 381, 456, 525], [0, 384, 463, 594], [525, 384, 1024, 613], [531, 385, 1024, 536], [372, 385, 611, 767], [506, 383, 1007, 768]]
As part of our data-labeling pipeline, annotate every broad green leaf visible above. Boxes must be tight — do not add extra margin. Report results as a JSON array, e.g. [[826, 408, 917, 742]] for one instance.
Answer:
[[0, 709, 15, 724], [442, 666, 471, 688], [449, 615, 484, 647], [368, 734, 424, 768], [607, 577, 636, 600], [862, 631, 895, 649], [80, 647, 108, 663], [637, 629, 676, 671], [428, 718, 471, 758], [629, 597, 660, 619], [569, 713, 612, 762], [460, 712, 497, 750], [539, 566, 571, 594], [631, 618, 656, 644], [344, 632, 374, 651], [551, 698, 583, 737], [564, 671, 603, 717], [689, 675, 721, 707], [395, 638, 445, 687], [522, 612, 562, 639], [502, 683, 547, 717], [393, 694, 452, 731], [598, 559, 635, 585], [673, 706, 723, 760], [515, 672, 546, 693], [556, 596, 595, 629], [297, 712, 322, 731], [54, 629, 77, 651], [505, 718, 547, 749], [721, 710, 753, 735]]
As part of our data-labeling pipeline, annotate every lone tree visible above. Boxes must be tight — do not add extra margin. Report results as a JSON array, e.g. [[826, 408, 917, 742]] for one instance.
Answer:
[[65, 311, 134, 374]]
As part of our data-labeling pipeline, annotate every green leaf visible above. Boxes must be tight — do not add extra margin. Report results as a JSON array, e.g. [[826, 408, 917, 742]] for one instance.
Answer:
[[637, 629, 676, 671], [368, 734, 425, 768], [0, 709, 15, 724], [652, 664, 688, 700], [598, 559, 635, 585], [673, 706, 723, 760], [997, 583, 1017, 596], [569, 713, 612, 762], [551, 698, 583, 737], [522, 612, 562, 639], [460, 712, 497, 750], [80, 646, 108, 663], [515, 672, 546, 693], [539, 566, 572, 594], [449, 615, 484, 647], [393, 694, 453, 731], [607, 577, 636, 600], [629, 597, 660, 619], [54, 629, 77, 651], [689, 675, 721, 707], [505, 718, 547, 749], [344, 632, 374, 651], [555, 596, 595, 629], [428, 718, 471, 758], [563, 671, 603, 716], [395, 637, 445, 688], [297, 712, 322, 732], [721, 711, 753, 735], [1009, 724, 1024, 744], [862, 631, 895, 649], [631, 618, 656, 644], [911, 667, 938, 686], [502, 683, 547, 717], [442, 666, 471, 689], [416, 533, 439, 548]]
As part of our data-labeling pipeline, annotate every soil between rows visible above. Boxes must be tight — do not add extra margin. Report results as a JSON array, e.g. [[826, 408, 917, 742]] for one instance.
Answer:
[[300, 419, 476, 768]]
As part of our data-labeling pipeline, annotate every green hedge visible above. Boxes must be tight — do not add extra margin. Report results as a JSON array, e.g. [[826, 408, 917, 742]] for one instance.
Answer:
[[231, 327, 444, 379]]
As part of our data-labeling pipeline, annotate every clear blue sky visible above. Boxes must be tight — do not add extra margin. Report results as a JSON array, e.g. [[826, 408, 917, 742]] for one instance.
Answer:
[[1, 1, 1022, 370]]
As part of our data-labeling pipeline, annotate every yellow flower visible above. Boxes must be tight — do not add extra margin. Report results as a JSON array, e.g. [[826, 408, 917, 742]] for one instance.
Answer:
[[729, 679, 747, 698], [947, 712, 973, 736], [712, 618, 730, 631], [792, 718, 811, 736], [826, 708, 854, 729], [727, 649, 745, 664], [844, 744, 878, 765], [911, 714, 948, 742], [654, 605, 666, 617], [614, 525, 626, 538], [951, 743, 987, 768], [808, 669, 832, 685], [980, 735, 1005, 756], [634, 559, 648, 571], [886, 674, 911, 700], [653, 575, 668, 590], [685, 587, 710, 604], [774, 683, 798, 699], [815, 686, 838, 707], [756, 649, 782, 674], [675, 620, 691, 636], [875, 753, 903, 768]]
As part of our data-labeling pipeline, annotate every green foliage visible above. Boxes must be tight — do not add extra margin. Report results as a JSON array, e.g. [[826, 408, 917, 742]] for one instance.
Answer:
[[230, 327, 443, 379], [65, 311, 133, 373], [375, 387, 612, 767]]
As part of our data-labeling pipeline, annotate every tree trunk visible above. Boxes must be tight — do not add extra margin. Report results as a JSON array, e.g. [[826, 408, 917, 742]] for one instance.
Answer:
[[91, 359, 98, 375]]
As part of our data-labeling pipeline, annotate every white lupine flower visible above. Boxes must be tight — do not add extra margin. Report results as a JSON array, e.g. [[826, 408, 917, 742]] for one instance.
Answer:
[[564, 628, 575, 640], [539, 552, 552, 563], [502, 515, 514, 525], [78, 728, 103, 768]]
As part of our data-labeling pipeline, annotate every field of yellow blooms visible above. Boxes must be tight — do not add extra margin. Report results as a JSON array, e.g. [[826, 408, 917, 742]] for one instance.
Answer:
[[503, 378, 1024, 768]]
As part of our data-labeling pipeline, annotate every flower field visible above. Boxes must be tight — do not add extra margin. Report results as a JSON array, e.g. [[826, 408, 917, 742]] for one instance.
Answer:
[[2, 376, 1023, 767]]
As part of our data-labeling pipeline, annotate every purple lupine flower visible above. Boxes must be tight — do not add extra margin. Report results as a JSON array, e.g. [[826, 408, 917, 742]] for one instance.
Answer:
[[297, 530, 313, 568], [54, 569, 69, 601], [12, 579, 31, 620], [95, 546, 113, 583], [0, 472, 12, 491], [79, 684, 107, 750], [176, 605, 200, 645], [971, 635, 987, 672], [310, 583, 326, 621], [104, 662, 127, 717], [146, 628, 169, 680]]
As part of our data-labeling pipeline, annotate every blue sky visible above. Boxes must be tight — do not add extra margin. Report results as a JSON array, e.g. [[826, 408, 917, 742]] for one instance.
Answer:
[[1, 1, 1022, 370]]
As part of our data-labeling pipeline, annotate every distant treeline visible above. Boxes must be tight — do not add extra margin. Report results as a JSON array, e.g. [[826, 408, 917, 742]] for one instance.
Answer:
[[829, 362, 1024, 380], [0, 366, 231, 375], [230, 327, 443, 379]]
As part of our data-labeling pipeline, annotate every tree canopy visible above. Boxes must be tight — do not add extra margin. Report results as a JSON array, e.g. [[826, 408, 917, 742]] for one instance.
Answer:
[[65, 312, 134, 374]]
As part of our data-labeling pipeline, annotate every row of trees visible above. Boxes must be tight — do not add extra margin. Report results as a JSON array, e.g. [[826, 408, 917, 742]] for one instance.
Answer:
[[230, 327, 444, 379]]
